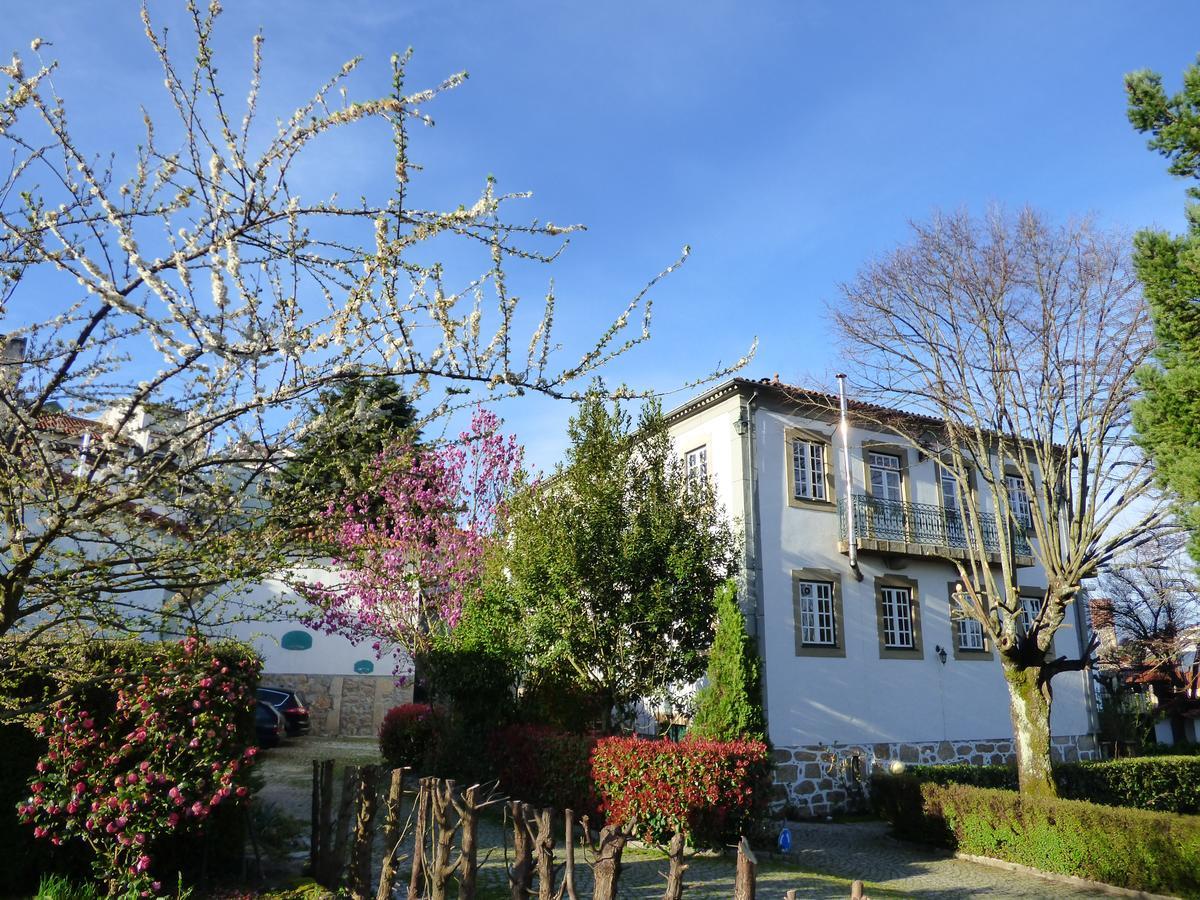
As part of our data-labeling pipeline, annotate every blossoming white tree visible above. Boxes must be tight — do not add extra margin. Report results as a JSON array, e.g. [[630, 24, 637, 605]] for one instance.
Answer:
[[0, 2, 748, 709]]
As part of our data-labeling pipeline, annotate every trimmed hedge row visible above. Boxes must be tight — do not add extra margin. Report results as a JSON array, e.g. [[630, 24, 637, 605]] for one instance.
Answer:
[[874, 778, 1200, 898], [591, 737, 770, 849], [903, 755, 1200, 814]]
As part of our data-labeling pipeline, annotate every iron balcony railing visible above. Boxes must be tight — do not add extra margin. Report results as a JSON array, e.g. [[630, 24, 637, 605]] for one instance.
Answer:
[[838, 493, 1031, 558]]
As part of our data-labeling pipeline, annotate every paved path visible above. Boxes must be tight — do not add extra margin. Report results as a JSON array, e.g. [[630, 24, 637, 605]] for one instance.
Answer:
[[258, 738, 1109, 898]]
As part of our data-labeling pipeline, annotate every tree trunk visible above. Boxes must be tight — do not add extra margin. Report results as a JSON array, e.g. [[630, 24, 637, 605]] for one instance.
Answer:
[[532, 807, 556, 900], [456, 785, 479, 900], [1003, 658, 1056, 798]]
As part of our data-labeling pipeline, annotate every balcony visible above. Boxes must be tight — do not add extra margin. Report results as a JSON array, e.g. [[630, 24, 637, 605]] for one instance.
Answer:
[[837, 494, 1033, 566]]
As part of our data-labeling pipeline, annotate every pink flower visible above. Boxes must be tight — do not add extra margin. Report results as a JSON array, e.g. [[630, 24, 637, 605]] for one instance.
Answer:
[[135, 854, 151, 873]]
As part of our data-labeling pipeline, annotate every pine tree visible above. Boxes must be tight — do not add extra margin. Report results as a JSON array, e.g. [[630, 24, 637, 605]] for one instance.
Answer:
[[1127, 60, 1200, 559], [688, 580, 764, 741]]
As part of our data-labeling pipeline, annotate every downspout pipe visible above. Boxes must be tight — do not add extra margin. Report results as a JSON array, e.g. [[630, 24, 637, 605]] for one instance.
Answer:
[[837, 374, 861, 580], [738, 389, 768, 731]]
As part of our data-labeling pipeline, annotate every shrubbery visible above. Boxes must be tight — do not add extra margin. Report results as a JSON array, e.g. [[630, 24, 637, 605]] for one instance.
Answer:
[[489, 724, 599, 817], [875, 778, 1200, 897], [379, 703, 446, 771], [16, 636, 260, 896], [591, 736, 770, 849], [901, 755, 1200, 814]]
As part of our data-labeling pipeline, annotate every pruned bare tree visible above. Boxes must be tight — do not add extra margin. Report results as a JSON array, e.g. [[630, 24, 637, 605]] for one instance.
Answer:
[[831, 208, 1167, 795], [0, 3, 750, 713]]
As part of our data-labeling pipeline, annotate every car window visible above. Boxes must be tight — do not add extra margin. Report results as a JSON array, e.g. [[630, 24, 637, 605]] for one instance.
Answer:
[[257, 688, 287, 705]]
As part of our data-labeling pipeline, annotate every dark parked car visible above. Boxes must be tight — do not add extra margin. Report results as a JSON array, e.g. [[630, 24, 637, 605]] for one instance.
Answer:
[[257, 686, 311, 736], [255, 700, 286, 748]]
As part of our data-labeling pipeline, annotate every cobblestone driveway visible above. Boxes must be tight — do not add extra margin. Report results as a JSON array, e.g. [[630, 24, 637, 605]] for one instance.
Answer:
[[258, 738, 1110, 898]]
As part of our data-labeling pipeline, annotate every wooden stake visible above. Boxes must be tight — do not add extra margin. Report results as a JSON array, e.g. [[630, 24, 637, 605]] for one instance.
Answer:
[[317, 759, 336, 884], [563, 809, 579, 900], [349, 765, 380, 900], [733, 836, 756, 900], [330, 764, 359, 886], [455, 785, 480, 900], [407, 778, 432, 900], [590, 825, 627, 900], [660, 831, 686, 900], [376, 768, 408, 900]]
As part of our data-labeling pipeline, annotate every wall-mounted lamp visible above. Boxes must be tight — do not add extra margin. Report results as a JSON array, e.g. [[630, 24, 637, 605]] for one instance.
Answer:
[[733, 412, 749, 436], [934, 644, 948, 665]]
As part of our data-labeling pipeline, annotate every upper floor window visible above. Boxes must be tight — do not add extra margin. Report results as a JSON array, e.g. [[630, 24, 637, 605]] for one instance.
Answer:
[[686, 446, 708, 486], [1019, 594, 1042, 633], [880, 585, 914, 648], [957, 616, 986, 651], [797, 580, 836, 646], [869, 451, 902, 502], [940, 465, 961, 513], [791, 438, 827, 501], [1006, 474, 1032, 527]]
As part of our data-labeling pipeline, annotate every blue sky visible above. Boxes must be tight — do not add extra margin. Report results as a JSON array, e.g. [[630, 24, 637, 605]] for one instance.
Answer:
[[5, 1, 1199, 471]]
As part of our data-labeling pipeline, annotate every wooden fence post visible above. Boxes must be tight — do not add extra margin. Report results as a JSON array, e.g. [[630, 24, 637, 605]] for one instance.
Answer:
[[330, 764, 359, 885], [562, 810, 579, 900], [314, 759, 336, 885], [733, 836, 756, 900], [376, 767, 408, 900], [508, 801, 533, 900], [850, 879, 866, 899], [349, 765, 380, 900], [407, 777, 432, 900], [590, 825, 627, 900], [661, 831, 686, 900], [454, 785, 480, 900]]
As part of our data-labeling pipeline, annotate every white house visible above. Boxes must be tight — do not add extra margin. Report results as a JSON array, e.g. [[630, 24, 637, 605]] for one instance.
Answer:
[[665, 377, 1099, 815]]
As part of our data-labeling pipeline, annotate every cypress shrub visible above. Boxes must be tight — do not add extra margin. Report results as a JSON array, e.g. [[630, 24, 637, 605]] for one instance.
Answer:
[[688, 580, 764, 741]]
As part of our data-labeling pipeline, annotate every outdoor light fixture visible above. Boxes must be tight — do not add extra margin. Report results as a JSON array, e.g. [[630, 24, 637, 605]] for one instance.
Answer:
[[934, 644, 948, 665]]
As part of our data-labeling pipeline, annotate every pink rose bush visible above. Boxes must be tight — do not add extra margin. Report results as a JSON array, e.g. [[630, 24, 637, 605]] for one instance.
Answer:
[[18, 636, 261, 894]]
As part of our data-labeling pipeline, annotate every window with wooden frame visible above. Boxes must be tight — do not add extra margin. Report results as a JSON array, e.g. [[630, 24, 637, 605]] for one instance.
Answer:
[[792, 568, 845, 657], [685, 445, 708, 487], [875, 575, 922, 659], [785, 427, 834, 508], [947, 581, 994, 660], [1005, 473, 1033, 527]]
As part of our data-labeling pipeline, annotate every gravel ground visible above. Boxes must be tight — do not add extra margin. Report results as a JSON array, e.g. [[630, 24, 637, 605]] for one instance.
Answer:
[[254, 736, 1110, 899]]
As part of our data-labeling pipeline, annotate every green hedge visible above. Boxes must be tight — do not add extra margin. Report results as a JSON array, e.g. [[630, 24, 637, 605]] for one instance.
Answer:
[[903, 755, 1200, 814], [882, 780, 1200, 898]]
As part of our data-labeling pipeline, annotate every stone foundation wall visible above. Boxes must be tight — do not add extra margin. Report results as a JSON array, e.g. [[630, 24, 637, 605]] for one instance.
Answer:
[[772, 733, 1099, 818], [261, 673, 413, 737]]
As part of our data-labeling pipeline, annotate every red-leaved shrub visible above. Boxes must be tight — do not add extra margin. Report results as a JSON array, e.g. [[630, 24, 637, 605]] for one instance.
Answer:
[[379, 703, 445, 770], [488, 724, 599, 817], [591, 736, 770, 848]]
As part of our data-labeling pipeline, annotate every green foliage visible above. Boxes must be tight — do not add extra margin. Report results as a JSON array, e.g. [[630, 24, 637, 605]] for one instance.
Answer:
[[501, 391, 739, 731], [1127, 58, 1200, 559], [896, 755, 1200, 814], [688, 580, 763, 741], [271, 373, 419, 529], [423, 572, 521, 779], [879, 779, 1200, 897]]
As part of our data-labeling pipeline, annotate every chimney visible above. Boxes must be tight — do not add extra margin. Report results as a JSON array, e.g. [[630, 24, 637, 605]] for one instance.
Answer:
[[0, 335, 26, 394]]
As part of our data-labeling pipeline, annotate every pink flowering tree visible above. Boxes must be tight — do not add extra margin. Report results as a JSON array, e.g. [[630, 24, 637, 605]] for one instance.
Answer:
[[19, 636, 260, 895], [305, 408, 523, 662]]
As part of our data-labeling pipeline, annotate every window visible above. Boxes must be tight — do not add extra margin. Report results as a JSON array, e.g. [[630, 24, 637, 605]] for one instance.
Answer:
[[869, 452, 903, 502], [685, 445, 708, 486], [957, 617, 986, 651], [797, 580, 836, 646], [1006, 474, 1032, 527], [793, 568, 845, 658], [940, 464, 966, 546], [1020, 594, 1042, 633], [880, 586, 914, 648], [791, 438, 827, 501]]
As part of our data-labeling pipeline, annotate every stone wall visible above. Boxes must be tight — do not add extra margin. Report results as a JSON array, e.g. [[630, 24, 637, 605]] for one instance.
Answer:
[[771, 733, 1100, 818], [261, 673, 413, 737]]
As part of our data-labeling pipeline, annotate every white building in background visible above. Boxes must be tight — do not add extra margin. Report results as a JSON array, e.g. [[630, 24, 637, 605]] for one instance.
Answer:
[[31, 408, 412, 737], [665, 377, 1099, 816]]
